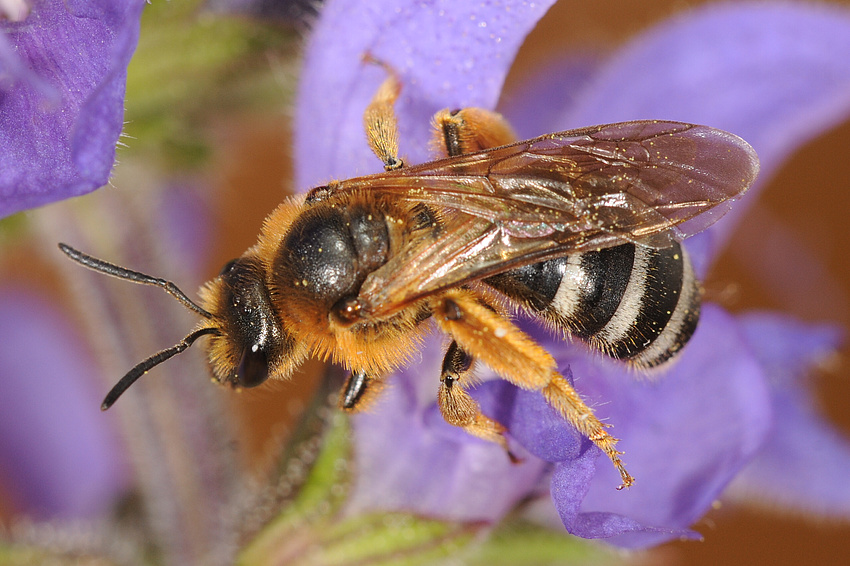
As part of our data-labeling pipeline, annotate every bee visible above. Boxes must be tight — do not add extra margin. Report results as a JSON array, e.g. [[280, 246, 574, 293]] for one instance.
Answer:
[[60, 70, 759, 489]]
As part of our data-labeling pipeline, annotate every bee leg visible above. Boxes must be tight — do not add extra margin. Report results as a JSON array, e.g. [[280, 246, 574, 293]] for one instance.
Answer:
[[339, 369, 384, 412], [438, 340, 518, 461], [431, 107, 518, 157], [363, 58, 404, 171], [433, 288, 634, 489]]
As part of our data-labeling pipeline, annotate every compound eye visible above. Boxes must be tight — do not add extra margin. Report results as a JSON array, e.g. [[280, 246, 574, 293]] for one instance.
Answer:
[[235, 345, 269, 388], [219, 259, 239, 276], [305, 185, 332, 204]]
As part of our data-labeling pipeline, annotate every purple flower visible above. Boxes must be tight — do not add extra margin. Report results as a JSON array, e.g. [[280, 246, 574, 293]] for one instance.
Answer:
[[727, 313, 850, 516], [297, 0, 850, 548], [0, 287, 126, 519], [4, 0, 849, 558], [0, 177, 218, 524], [0, 0, 145, 218]]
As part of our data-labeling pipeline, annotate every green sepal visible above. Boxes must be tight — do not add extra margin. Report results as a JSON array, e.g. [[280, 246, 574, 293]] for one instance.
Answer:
[[466, 519, 614, 566], [237, 411, 353, 565], [240, 506, 486, 566], [266, 512, 482, 566]]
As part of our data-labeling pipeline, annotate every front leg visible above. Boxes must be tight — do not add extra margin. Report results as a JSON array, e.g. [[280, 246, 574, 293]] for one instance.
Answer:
[[363, 59, 404, 170], [339, 369, 384, 411]]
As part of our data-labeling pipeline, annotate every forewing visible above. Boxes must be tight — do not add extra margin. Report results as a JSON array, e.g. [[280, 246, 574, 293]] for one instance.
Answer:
[[356, 212, 597, 317], [341, 121, 758, 243], [333, 121, 759, 315]]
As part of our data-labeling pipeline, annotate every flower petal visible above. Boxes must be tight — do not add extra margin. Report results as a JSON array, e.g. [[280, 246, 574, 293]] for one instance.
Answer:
[[0, 288, 126, 519], [476, 373, 585, 464], [295, 0, 559, 189], [347, 338, 547, 524], [0, 0, 145, 218], [726, 313, 850, 519]]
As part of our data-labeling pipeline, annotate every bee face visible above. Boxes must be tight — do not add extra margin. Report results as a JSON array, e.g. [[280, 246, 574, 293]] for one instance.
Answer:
[[200, 256, 303, 389]]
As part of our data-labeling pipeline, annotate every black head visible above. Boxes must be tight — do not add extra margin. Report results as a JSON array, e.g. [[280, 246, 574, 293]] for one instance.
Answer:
[[204, 257, 297, 389], [58, 244, 300, 410]]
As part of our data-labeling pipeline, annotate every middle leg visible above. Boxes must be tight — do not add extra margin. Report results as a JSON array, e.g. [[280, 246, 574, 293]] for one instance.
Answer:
[[438, 340, 517, 461]]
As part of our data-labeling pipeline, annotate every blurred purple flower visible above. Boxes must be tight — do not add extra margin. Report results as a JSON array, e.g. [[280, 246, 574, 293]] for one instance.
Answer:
[[0, 0, 145, 218], [0, 288, 127, 520], [727, 313, 850, 516], [297, 0, 850, 548]]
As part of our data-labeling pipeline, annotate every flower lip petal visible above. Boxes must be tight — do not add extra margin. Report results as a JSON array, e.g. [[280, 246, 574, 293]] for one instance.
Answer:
[[295, 0, 560, 190], [563, 306, 771, 547], [467, 306, 771, 547], [0, 0, 145, 218]]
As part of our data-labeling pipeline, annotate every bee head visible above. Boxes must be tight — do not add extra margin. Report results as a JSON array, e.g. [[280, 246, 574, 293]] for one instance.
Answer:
[[199, 256, 305, 391], [58, 244, 304, 411]]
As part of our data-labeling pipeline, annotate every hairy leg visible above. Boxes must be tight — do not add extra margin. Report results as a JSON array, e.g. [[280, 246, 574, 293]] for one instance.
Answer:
[[362, 58, 404, 170], [431, 107, 517, 157], [432, 288, 634, 489], [438, 340, 517, 460]]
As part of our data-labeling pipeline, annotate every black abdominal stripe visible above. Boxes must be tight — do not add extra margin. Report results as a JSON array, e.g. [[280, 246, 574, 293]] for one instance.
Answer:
[[486, 243, 700, 368]]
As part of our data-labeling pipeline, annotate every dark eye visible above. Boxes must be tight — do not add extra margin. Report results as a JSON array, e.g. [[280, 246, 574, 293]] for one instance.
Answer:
[[235, 345, 269, 388], [305, 185, 332, 204], [219, 259, 239, 276]]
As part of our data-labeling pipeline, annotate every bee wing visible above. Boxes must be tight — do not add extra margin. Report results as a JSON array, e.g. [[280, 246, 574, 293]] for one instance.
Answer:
[[334, 121, 759, 316], [356, 212, 593, 317]]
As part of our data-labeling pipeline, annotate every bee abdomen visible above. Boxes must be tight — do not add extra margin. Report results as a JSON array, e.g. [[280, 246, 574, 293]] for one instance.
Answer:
[[485, 243, 700, 368]]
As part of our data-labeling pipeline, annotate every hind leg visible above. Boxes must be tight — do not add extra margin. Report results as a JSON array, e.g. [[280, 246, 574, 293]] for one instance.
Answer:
[[431, 288, 634, 489]]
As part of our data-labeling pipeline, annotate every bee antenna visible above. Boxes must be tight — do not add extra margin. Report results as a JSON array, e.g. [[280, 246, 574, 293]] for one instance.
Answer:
[[58, 243, 213, 319], [101, 326, 221, 411]]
